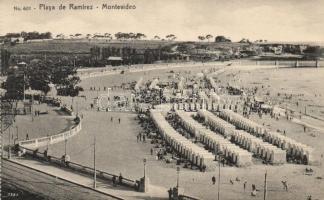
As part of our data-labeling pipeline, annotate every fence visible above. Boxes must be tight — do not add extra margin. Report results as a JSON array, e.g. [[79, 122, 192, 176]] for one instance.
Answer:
[[19, 147, 137, 190], [18, 106, 81, 149], [179, 195, 201, 200], [78, 60, 323, 80]]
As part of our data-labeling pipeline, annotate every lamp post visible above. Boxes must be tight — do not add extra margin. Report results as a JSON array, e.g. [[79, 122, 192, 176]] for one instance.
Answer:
[[16, 125, 19, 140], [8, 126, 11, 159], [143, 158, 147, 179], [108, 88, 111, 111], [217, 159, 221, 200], [176, 166, 180, 189], [263, 170, 267, 200], [64, 138, 67, 155], [93, 135, 96, 189]]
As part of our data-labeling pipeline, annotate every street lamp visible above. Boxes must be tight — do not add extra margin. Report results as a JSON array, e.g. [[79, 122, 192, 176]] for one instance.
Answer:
[[217, 159, 221, 200], [143, 158, 147, 179], [8, 125, 11, 159], [176, 166, 180, 189], [93, 135, 97, 189], [64, 138, 67, 155], [16, 125, 19, 140]]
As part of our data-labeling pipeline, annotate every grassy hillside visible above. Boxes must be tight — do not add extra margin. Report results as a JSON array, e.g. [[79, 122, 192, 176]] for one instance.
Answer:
[[2, 39, 173, 54]]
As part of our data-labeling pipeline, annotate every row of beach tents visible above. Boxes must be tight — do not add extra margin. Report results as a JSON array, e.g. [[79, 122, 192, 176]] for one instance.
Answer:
[[197, 109, 285, 164], [219, 109, 316, 165], [175, 110, 252, 167], [219, 109, 266, 137], [150, 109, 215, 169]]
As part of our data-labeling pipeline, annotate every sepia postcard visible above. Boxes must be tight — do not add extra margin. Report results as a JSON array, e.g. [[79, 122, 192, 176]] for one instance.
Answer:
[[0, 0, 323, 199]]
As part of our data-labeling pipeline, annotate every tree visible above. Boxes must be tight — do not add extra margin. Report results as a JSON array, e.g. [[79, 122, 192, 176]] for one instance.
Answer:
[[198, 36, 205, 42], [1, 72, 26, 99], [135, 33, 146, 40], [215, 35, 231, 43], [20, 31, 28, 39], [5, 33, 21, 38], [166, 34, 176, 41], [128, 32, 135, 40], [86, 34, 92, 38], [206, 34, 213, 42], [51, 58, 82, 97], [2, 58, 83, 99], [27, 59, 52, 94], [154, 35, 160, 40], [115, 32, 123, 40]]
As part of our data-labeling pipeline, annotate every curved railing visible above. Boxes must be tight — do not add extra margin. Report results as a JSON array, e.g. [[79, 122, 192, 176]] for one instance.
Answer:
[[19, 147, 137, 191], [18, 106, 82, 149]]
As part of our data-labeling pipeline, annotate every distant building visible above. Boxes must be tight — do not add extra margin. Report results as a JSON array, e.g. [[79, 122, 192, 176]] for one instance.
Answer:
[[0, 49, 11, 75], [107, 56, 123, 66], [26, 39, 53, 43], [10, 37, 24, 44]]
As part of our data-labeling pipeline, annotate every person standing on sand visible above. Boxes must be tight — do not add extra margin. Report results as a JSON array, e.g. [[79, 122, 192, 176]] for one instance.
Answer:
[[281, 180, 288, 191], [212, 176, 216, 185]]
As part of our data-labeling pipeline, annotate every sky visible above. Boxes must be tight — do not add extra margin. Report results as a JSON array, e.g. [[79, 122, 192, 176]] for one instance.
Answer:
[[1, 0, 324, 42]]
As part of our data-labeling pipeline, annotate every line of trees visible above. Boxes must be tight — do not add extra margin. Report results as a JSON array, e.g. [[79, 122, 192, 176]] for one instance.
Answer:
[[1, 58, 83, 99], [198, 34, 213, 42], [1, 31, 181, 42], [4, 31, 52, 40], [114, 32, 146, 40]]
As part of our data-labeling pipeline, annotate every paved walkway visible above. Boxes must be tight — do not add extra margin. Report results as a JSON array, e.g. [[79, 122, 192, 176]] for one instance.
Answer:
[[9, 157, 168, 200]]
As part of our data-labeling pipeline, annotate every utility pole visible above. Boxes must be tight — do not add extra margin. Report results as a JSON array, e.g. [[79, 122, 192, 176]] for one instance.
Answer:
[[176, 166, 180, 189], [217, 159, 221, 200], [263, 171, 267, 200], [64, 138, 67, 155], [143, 158, 146, 179], [1, 116, 3, 158], [16, 125, 18, 140], [23, 73, 26, 101], [0, 112, 2, 200], [8, 126, 11, 159], [93, 135, 96, 189]]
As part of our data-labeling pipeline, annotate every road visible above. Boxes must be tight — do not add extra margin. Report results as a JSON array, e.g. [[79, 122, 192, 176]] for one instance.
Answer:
[[2, 159, 118, 200]]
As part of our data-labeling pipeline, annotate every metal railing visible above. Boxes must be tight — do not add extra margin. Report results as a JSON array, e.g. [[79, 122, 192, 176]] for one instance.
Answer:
[[19, 146, 137, 189]]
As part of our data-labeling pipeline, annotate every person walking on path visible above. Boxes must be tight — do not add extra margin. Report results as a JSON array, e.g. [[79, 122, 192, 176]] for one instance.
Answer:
[[282, 180, 288, 191], [118, 173, 123, 185], [111, 116, 113, 122], [244, 181, 247, 191], [168, 188, 173, 200], [118, 118, 121, 124], [212, 176, 216, 185], [112, 175, 117, 186]]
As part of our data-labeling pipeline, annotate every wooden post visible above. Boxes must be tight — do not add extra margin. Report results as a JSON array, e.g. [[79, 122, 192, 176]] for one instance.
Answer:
[[263, 171, 267, 200], [93, 135, 96, 188], [217, 160, 221, 200]]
